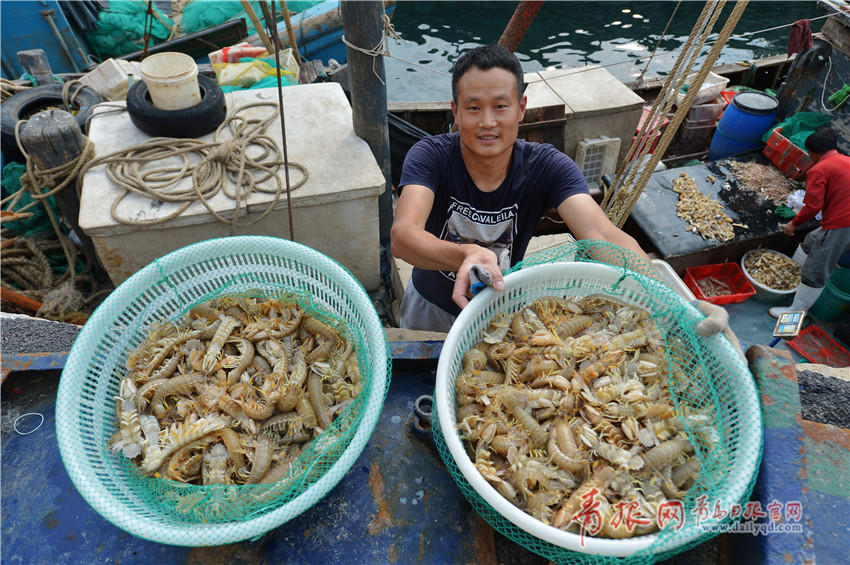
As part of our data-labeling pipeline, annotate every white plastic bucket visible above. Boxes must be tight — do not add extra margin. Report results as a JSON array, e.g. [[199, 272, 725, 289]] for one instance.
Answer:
[[139, 52, 201, 110]]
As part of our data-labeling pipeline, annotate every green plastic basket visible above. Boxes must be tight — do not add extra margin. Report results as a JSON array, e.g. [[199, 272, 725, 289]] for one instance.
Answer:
[[434, 261, 762, 564], [56, 236, 391, 546]]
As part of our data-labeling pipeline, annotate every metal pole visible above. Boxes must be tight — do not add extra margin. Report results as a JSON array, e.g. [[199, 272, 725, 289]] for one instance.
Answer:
[[41, 9, 81, 72], [341, 1, 392, 241], [497, 1, 544, 52]]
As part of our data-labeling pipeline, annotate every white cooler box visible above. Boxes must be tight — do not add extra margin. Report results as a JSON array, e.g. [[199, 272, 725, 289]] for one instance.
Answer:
[[79, 83, 385, 290]]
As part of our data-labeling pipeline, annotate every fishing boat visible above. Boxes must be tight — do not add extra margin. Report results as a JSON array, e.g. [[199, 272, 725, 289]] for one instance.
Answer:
[[0, 0, 389, 79], [1, 2, 849, 563]]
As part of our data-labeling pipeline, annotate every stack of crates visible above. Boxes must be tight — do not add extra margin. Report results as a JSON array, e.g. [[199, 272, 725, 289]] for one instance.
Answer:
[[675, 96, 727, 148], [763, 127, 813, 180]]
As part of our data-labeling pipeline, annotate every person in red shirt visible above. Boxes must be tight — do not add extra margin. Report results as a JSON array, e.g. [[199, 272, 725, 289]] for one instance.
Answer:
[[770, 127, 850, 318]]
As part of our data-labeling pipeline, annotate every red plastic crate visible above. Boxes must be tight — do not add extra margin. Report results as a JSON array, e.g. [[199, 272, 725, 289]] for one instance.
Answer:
[[763, 128, 813, 181], [721, 90, 737, 106], [763, 128, 791, 161], [633, 106, 669, 154], [683, 262, 757, 305], [786, 325, 850, 368], [778, 148, 813, 181]]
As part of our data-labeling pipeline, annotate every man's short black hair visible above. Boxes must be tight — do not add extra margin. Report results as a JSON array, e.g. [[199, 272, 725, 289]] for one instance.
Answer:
[[805, 128, 838, 154], [451, 44, 525, 104]]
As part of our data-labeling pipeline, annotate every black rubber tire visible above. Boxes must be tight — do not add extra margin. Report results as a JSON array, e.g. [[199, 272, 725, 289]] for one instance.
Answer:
[[0, 84, 103, 145], [125, 73, 226, 138]]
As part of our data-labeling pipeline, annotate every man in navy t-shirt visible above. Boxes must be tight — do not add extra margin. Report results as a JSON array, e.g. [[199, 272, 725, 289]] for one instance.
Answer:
[[390, 44, 652, 332]]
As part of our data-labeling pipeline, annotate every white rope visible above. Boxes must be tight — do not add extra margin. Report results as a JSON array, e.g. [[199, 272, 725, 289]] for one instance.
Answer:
[[820, 55, 850, 112], [13, 413, 44, 435], [736, 13, 831, 36]]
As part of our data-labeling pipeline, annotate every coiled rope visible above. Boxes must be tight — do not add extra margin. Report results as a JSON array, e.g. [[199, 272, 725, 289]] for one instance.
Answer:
[[4, 94, 306, 320], [0, 78, 30, 102], [2, 123, 108, 321], [77, 100, 308, 234]]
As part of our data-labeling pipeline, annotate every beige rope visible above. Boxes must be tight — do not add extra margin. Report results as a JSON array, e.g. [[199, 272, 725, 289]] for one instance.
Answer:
[[605, 0, 720, 205], [61, 80, 86, 112], [77, 101, 308, 235], [5, 124, 100, 290], [0, 236, 105, 322], [340, 2, 452, 81], [0, 78, 31, 102], [603, 0, 750, 229], [3, 145, 108, 322]]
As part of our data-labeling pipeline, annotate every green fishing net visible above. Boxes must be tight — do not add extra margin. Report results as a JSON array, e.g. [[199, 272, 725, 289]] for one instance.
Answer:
[[55, 237, 391, 545], [84, 1, 174, 59], [180, 1, 323, 36], [761, 111, 832, 148], [1, 162, 62, 239], [432, 240, 763, 564]]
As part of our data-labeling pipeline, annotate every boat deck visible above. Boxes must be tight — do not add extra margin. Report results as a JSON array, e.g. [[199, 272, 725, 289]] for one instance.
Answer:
[[1, 301, 848, 564]]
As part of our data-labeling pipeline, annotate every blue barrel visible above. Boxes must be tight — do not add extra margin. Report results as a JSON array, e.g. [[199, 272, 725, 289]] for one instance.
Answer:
[[708, 92, 779, 160]]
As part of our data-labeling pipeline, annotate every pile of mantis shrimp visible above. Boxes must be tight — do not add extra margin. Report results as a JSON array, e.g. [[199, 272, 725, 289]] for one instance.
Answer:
[[109, 295, 360, 488], [455, 294, 720, 539]]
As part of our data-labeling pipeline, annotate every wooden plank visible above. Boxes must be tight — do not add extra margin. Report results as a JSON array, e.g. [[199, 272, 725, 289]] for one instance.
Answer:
[[17, 49, 58, 86], [387, 101, 451, 112]]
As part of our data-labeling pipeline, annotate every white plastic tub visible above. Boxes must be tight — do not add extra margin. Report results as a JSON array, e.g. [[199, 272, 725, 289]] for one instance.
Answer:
[[676, 72, 730, 107], [435, 262, 762, 559], [139, 52, 201, 110], [740, 249, 799, 303], [687, 96, 727, 123]]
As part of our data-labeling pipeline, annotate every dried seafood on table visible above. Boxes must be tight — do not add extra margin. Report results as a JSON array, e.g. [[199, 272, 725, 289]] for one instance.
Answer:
[[742, 249, 801, 291], [673, 172, 748, 242], [455, 295, 718, 539], [724, 160, 796, 205], [108, 295, 360, 487]]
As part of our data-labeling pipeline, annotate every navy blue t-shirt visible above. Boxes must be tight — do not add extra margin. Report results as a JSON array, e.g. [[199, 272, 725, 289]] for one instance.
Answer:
[[399, 133, 589, 316]]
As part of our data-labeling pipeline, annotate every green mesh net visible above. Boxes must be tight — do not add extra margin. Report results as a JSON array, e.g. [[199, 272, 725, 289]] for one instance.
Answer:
[[433, 240, 763, 564], [56, 236, 391, 545], [180, 1, 323, 36], [1, 162, 63, 239], [84, 1, 174, 59]]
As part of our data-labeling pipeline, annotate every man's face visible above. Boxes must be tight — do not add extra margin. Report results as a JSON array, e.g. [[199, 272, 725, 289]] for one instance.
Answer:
[[451, 67, 527, 162]]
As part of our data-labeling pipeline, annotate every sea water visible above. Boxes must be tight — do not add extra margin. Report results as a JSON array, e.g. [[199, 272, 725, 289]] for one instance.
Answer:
[[385, 0, 822, 102]]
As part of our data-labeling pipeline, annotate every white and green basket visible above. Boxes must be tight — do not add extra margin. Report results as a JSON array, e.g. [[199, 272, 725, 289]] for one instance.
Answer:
[[56, 236, 391, 546], [434, 259, 762, 564]]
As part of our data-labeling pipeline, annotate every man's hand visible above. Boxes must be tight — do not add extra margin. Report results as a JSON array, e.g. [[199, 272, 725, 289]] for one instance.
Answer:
[[692, 300, 746, 359], [783, 222, 797, 236], [452, 247, 505, 309]]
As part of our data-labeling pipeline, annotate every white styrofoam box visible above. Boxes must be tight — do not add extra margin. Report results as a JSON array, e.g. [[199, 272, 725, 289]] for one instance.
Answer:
[[77, 58, 142, 101], [79, 83, 385, 290], [676, 71, 729, 107], [575, 135, 621, 187], [525, 66, 643, 166]]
